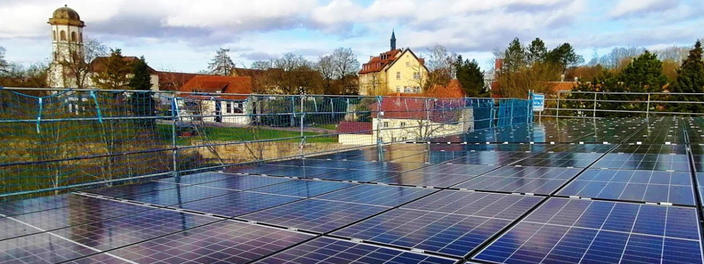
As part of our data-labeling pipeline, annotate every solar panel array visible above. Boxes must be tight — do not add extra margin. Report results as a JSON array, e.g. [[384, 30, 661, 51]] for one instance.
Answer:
[[2, 116, 704, 263]]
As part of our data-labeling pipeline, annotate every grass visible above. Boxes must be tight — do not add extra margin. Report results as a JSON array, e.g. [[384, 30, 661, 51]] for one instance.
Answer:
[[157, 124, 337, 145], [313, 124, 338, 130]]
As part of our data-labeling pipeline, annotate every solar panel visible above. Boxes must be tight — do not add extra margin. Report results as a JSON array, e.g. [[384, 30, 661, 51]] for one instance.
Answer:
[[0, 232, 98, 263], [515, 152, 601, 167], [403, 191, 543, 219], [447, 151, 532, 165], [241, 199, 387, 233], [178, 191, 302, 217], [155, 171, 235, 185], [100, 184, 236, 206], [559, 169, 695, 205], [0, 194, 73, 217], [315, 184, 435, 207], [248, 180, 355, 197], [69, 220, 313, 263], [194, 174, 291, 190], [594, 153, 690, 171], [51, 207, 218, 250], [255, 237, 457, 264], [332, 191, 541, 257], [0, 195, 152, 240], [315, 168, 401, 182], [455, 166, 582, 194], [231, 164, 340, 178], [473, 198, 703, 263]]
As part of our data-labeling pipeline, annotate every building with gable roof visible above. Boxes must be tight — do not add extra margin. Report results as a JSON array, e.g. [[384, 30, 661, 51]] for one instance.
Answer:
[[358, 31, 429, 95]]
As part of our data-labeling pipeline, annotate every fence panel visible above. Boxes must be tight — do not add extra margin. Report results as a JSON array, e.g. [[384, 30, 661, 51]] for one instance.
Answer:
[[0, 87, 531, 199]]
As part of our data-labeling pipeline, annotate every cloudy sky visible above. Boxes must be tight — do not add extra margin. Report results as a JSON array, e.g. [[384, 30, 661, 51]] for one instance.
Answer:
[[1, 0, 702, 72]]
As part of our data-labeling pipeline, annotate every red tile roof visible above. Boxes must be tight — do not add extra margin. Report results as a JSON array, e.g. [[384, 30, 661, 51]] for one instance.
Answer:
[[427, 79, 465, 98], [359, 49, 402, 74], [180, 75, 252, 100], [369, 96, 465, 123], [337, 121, 373, 134], [157, 71, 199, 91]]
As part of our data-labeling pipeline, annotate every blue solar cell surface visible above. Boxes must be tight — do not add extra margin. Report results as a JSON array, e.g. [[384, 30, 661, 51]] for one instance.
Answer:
[[241, 199, 388, 233], [256, 237, 457, 264], [332, 191, 542, 257], [474, 198, 703, 263], [7, 117, 704, 264], [559, 169, 695, 205], [315, 184, 435, 207], [455, 166, 582, 194]]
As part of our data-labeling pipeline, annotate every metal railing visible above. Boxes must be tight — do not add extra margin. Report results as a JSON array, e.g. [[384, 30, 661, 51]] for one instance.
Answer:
[[539, 90, 704, 119], [0, 87, 532, 198]]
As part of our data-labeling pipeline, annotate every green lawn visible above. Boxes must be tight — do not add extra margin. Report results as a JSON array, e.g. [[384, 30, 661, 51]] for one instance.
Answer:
[[313, 124, 338, 130], [157, 124, 337, 145]]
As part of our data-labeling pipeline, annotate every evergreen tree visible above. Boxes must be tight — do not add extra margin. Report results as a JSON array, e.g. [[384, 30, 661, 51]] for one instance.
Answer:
[[91, 49, 133, 90], [454, 55, 485, 97], [619, 51, 668, 93], [527, 38, 547, 64], [503, 38, 527, 72], [546, 43, 583, 73], [129, 56, 155, 127], [208, 48, 235, 75], [671, 41, 704, 112]]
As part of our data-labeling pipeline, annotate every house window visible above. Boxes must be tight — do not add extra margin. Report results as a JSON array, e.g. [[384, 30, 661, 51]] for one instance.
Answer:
[[226, 102, 232, 113], [405, 62, 410, 67], [400, 122, 406, 127], [396, 72, 400, 80], [396, 86, 401, 93], [404, 87, 411, 93], [383, 122, 389, 128], [413, 72, 420, 80]]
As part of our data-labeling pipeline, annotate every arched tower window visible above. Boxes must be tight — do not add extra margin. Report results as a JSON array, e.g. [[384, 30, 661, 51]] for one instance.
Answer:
[[53, 31, 56, 41], [60, 30, 66, 41], [79, 33, 83, 42], [71, 32, 77, 42]]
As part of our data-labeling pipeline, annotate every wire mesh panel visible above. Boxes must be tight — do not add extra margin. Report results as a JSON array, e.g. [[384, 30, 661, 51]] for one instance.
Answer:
[[0, 87, 532, 199]]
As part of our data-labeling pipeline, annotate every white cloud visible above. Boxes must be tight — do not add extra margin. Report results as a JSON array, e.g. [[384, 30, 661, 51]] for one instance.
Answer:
[[609, 0, 675, 18]]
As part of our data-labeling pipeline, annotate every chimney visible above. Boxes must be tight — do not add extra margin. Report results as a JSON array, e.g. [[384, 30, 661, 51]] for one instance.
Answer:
[[560, 74, 565, 82]]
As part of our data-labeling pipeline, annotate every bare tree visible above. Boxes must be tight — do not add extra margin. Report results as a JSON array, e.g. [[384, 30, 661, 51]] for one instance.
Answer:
[[425, 45, 454, 90], [59, 39, 107, 88], [208, 48, 236, 75], [317, 55, 336, 94], [0, 46, 8, 74]]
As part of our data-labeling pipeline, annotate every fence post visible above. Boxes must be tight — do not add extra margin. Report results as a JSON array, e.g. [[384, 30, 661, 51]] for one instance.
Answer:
[[593, 92, 597, 119], [170, 95, 179, 180], [290, 96, 295, 127], [509, 100, 514, 126], [299, 94, 305, 158], [556, 92, 560, 119], [376, 96, 383, 160], [646, 93, 651, 119]]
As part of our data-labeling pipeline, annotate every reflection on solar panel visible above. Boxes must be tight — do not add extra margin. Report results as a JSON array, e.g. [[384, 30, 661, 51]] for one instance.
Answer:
[[7, 117, 704, 264], [178, 191, 302, 217], [559, 169, 695, 205], [242, 199, 387, 233], [256, 237, 457, 264], [594, 153, 690, 171], [456, 166, 582, 194], [315, 184, 435, 207], [71, 220, 313, 263], [332, 191, 541, 257], [474, 198, 703, 263]]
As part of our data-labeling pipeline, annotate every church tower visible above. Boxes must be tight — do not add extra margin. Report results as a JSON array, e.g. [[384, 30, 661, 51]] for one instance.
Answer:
[[390, 30, 396, 51], [47, 5, 85, 88]]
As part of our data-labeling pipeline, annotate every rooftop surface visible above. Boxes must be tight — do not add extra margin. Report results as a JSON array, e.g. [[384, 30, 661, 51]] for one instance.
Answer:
[[2, 116, 704, 263]]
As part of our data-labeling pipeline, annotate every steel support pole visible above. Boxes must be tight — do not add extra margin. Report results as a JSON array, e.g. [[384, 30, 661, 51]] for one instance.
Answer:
[[556, 92, 560, 119], [593, 92, 597, 119], [170, 96, 179, 181], [646, 93, 651, 119]]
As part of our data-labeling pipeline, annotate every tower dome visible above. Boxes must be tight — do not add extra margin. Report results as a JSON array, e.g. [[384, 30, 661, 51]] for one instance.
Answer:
[[48, 5, 84, 27]]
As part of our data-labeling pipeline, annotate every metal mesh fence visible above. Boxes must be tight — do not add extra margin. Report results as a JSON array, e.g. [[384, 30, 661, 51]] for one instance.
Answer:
[[0, 87, 532, 199]]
